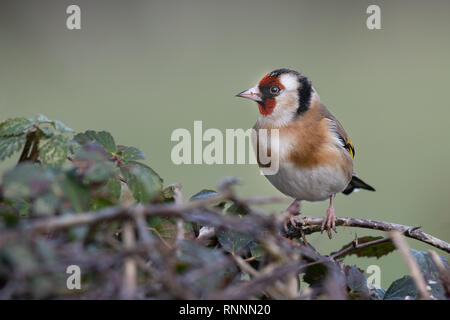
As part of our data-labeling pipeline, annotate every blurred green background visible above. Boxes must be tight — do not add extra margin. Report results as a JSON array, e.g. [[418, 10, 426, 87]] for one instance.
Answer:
[[1, 0, 449, 288]]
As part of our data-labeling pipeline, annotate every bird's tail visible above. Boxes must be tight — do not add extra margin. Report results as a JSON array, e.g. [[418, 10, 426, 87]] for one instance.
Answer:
[[342, 175, 375, 195]]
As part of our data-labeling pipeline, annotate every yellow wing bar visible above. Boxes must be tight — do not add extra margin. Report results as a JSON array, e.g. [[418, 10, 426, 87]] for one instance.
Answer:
[[345, 138, 355, 158]]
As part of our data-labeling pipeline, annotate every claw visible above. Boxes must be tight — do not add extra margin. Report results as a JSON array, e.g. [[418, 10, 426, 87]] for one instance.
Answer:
[[321, 194, 337, 239], [283, 200, 300, 233], [289, 215, 298, 228], [283, 220, 289, 233]]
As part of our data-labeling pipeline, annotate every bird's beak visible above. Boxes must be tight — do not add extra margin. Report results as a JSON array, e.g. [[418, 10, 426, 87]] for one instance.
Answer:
[[235, 86, 262, 102]]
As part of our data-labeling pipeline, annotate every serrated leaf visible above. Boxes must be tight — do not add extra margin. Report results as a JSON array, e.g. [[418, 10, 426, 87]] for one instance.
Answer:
[[35, 114, 50, 122], [120, 163, 162, 202], [51, 120, 73, 133], [334, 236, 396, 259], [39, 135, 69, 166], [74, 130, 117, 154], [121, 146, 145, 161], [0, 135, 26, 161], [0, 118, 33, 137], [217, 229, 253, 253]]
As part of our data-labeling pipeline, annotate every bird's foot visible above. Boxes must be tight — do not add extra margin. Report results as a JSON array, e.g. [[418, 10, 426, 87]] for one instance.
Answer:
[[321, 205, 337, 239], [283, 200, 300, 233]]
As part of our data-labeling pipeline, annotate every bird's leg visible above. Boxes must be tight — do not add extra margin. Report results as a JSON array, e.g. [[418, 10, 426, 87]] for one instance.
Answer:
[[283, 199, 301, 233], [321, 194, 337, 239]]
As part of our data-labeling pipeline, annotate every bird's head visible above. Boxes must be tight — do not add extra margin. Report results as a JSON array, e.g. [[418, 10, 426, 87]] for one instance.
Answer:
[[236, 68, 315, 125]]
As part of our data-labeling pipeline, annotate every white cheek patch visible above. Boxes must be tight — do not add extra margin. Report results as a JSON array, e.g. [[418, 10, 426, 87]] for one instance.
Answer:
[[279, 74, 299, 91]]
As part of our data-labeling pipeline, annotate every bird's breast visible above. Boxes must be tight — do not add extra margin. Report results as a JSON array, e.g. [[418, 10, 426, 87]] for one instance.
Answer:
[[265, 162, 350, 201]]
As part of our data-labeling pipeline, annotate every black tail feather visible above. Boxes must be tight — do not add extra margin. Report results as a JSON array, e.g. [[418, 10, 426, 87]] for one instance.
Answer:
[[342, 175, 375, 195]]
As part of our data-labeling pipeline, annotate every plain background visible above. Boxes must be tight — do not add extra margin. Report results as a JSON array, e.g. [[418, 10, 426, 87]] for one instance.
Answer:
[[1, 0, 449, 288]]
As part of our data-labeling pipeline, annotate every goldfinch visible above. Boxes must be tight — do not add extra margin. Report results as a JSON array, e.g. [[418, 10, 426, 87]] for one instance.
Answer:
[[236, 68, 375, 238]]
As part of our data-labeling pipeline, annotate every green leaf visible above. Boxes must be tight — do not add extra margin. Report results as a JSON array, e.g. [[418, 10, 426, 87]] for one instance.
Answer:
[[2, 163, 55, 199], [120, 163, 162, 202], [179, 240, 227, 269], [57, 173, 90, 213], [411, 249, 449, 279], [384, 275, 417, 300], [303, 263, 328, 286], [105, 177, 121, 200], [226, 203, 249, 215], [333, 236, 396, 259], [72, 144, 116, 184], [33, 193, 61, 216], [370, 287, 386, 300], [344, 265, 370, 299], [51, 120, 73, 133], [39, 135, 69, 166], [177, 240, 233, 293], [216, 229, 253, 253], [162, 184, 178, 202], [384, 250, 448, 300], [249, 242, 264, 261], [85, 161, 116, 183], [190, 189, 227, 208], [0, 135, 26, 161], [2, 243, 38, 274], [410, 249, 448, 299], [148, 216, 177, 243], [74, 130, 117, 154], [90, 197, 115, 210], [0, 118, 33, 137], [190, 189, 218, 200], [0, 203, 22, 227], [121, 146, 145, 161], [35, 114, 50, 122]]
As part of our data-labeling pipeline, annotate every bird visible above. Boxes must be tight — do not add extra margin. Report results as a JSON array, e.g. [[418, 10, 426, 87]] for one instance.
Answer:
[[236, 68, 375, 238]]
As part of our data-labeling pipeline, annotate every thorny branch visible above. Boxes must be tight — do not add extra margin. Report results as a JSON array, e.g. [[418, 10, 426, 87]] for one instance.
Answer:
[[0, 179, 449, 299], [288, 216, 450, 254]]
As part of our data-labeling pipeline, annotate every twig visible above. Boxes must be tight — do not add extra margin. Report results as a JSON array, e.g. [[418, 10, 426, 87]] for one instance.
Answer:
[[120, 221, 137, 299], [390, 231, 430, 300], [18, 130, 35, 163], [290, 216, 450, 254], [232, 254, 289, 299], [330, 235, 392, 260], [0, 191, 448, 254], [428, 250, 450, 298], [173, 184, 185, 244]]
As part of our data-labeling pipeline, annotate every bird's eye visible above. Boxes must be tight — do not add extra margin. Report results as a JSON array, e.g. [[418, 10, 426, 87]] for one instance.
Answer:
[[270, 86, 280, 94]]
